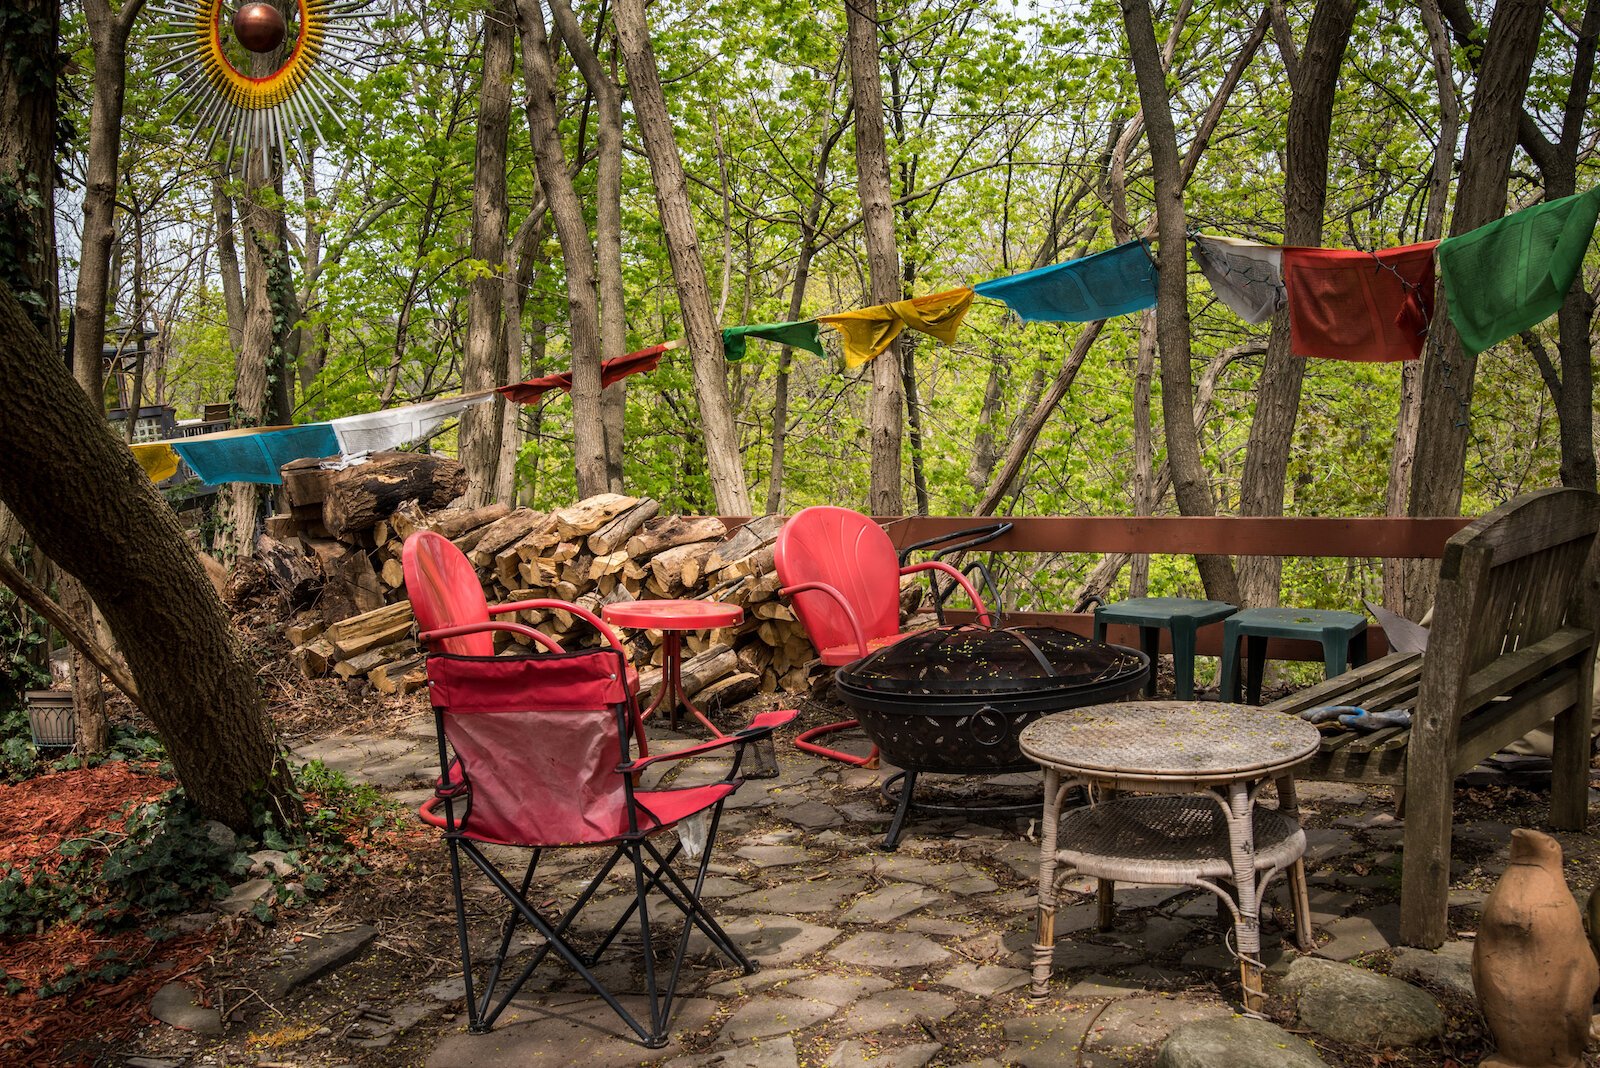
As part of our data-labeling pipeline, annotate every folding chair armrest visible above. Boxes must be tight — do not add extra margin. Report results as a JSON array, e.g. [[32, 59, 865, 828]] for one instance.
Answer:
[[779, 580, 869, 656], [419, 620, 565, 652], [901, 561, 992, 625], [618, 709, 797, 773]]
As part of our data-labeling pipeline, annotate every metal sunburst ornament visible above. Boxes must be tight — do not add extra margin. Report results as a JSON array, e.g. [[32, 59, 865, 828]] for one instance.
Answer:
[[151, 0, 375, 171]]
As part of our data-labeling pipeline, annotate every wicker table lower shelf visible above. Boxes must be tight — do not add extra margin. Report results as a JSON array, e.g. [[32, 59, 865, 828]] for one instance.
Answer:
[[1052, 794, 1306, 884]]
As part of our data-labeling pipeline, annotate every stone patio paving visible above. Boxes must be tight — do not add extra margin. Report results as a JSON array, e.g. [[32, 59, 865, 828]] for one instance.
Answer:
[[263, 706, 1595, 1067]]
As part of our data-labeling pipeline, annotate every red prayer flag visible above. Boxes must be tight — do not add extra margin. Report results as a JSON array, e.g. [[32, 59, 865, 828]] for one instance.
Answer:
[[497, 341, 676, 404], [1282, 241, 1439, 362]]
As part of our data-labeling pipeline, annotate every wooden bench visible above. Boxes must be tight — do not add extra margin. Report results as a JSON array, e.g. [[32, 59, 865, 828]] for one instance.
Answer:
[[1265, 488, 1600, 947]]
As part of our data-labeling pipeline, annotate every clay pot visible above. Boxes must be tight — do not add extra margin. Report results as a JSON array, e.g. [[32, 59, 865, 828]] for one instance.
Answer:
[[1473, 829, 1597, 1068]]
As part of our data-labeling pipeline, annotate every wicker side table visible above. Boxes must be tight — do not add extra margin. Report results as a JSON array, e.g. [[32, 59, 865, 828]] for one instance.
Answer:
[[1019, 701, 1321, 1010]]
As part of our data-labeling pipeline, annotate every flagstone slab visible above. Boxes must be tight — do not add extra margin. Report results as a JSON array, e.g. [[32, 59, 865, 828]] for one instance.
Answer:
[[667, 1035, 799, 1067], [864, 857, 1001, 895], [722, 877, 867, 915], [935, 963, 1030, 996], [1311, 914, 1391, 961], [704, 967, 811, 997], [719, 996, 836, 1042], [427, 996, 717, 1067], [840, 883, 939, 924], [1084, 996, 1233, 1050], [836, 989, 958, 1035], [782, 974, 895, 1007], [687, 915, 841, 965], [734, 845, 814, 868], [827, 932, 951, 969], [824, 1040, 942, 1066], [781, 800, 844, 830]]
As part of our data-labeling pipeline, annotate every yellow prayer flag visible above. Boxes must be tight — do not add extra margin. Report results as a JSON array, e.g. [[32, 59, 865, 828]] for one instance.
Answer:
[[818, 287, 976, 368], [130, 442, 180, 482]]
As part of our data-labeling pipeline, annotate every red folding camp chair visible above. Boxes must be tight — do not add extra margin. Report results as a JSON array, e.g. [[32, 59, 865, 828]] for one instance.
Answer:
[[774, 506, 1008, 765], [403, 533, 795, 1047]]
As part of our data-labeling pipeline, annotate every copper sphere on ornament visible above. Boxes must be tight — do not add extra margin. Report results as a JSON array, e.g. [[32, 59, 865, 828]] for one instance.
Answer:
[[232, 2, 287, 53]]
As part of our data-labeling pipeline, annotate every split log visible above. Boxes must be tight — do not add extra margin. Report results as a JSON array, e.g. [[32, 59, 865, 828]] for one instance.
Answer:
[[696, 672, 760, 712], [469, 508, 550, 565], [518, 557, 559, 588], [325, 601, 415, 658], [721, 543, 776, 580], [281, 458, 336, 508], [380, 557, 406, 589], [388, 499, 430, 542], [294, 638, 337, 677], [258, 534, 321, 607], [430, 503, 511, 540], [264, 514, 301, 540], [370, 655, 426, 695], [588, 550, 630, 581], [626, 515, 727, 560], [552, 493, 639, 540], [587, 497, 661, 555], [649, 541, 716, 589], [285, 614, 325, 646], [703, 514, 783, 574], [321, 453, 468, 537], [335, 640, 412, 679]]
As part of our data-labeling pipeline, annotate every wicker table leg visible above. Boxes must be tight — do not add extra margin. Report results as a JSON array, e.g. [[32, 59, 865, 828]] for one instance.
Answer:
[[1031, 768, 1065, 1000], [1275, 774, 1315, 951], [1223, 780, 1265, 1011]]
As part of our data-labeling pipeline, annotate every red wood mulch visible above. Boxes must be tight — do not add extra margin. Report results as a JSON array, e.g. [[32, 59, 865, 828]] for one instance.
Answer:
[[0, 762, 222, 1065]]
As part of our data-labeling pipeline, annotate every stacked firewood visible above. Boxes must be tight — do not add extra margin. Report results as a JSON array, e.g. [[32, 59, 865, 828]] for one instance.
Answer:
[[259, 467, 898, 705]]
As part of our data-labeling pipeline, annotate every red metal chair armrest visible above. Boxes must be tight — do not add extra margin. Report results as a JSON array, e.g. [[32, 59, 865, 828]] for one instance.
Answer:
[[419, 620, 565, 652], [489, 597, 627, 651], [779, 580, 870, 657], [900, 561, 991, 626], [619, 709, 797, 773]]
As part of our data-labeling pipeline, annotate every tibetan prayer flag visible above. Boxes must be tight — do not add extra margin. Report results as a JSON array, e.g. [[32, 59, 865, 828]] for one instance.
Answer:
[[330, 392, 494, 455], [1282, 241, 1439, 362], [498, 340, 680, 404], [171, 423, 338, 485], [818, 287, 975, 368], [973, 240, 1157, 322], [1191, 235, 1286, 324], [1438, 186, 1600, 354], [130, 442, 180, 482], [722, 321, 825, 362]]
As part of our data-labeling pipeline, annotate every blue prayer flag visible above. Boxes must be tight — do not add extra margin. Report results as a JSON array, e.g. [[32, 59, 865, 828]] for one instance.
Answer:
[[975, 240, 1158, 322], [172, 423, 339, 485]]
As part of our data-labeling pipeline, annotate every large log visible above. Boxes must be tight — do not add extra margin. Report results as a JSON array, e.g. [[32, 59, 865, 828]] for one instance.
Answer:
[[703, 514, 783, 574], [469, 508, 550, 565], [696, 671, 760, 712], [281, 457, 336, 508], [648, 540, 717, 589], [552, 493, 639, 540], [627, 515, 727, 560], [258, 534, 321, 608], [321, 453, 468, 537]]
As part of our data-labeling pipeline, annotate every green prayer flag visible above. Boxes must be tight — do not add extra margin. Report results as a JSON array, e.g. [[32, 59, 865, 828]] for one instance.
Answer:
[[722, 320, 825, 362], [1438, 185, 1600, 354]]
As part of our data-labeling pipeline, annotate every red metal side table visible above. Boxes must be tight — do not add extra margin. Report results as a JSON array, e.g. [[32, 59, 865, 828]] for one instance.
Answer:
[[601, 599, 744, 736]]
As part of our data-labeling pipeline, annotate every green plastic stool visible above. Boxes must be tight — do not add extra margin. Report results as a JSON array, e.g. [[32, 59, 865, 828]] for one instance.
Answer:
[[1092, 597, 1238, 701], [1220, 607, 1369, 705]]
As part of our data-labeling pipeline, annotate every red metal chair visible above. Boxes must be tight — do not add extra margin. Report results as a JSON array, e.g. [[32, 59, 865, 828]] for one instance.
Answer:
[[403, 532, 795, 1047], [774, 506, 1008, 765]]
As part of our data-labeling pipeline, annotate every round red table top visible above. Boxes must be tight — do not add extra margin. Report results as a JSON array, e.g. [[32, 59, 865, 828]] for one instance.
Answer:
[[602, 599, 744, 630]]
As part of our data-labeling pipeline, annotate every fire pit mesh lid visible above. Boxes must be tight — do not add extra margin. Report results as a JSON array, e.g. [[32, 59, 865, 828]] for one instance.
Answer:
[[836, 623, 1148, 696]]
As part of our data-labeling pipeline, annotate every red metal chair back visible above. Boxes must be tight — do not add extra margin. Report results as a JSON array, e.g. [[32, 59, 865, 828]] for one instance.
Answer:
[[402, 530, 494, 656], [426, 649, 634, 847], [775, 506, 902, 656]]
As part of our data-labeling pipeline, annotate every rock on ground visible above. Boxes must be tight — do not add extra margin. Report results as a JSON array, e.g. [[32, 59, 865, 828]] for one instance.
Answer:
[[1284, 956, 1444, 1047], [1155, 1017, 1328, 1067]]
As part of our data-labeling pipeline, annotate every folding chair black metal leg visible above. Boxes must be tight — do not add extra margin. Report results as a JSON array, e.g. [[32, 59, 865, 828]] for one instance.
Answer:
[[476, 849, 541, 1020]]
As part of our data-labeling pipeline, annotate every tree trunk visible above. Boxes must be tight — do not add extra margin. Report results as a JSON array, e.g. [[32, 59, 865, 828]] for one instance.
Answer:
[[458, 0, 515, 507], [0, 282, 291, 828], [1407, 0, 1546, 611], [214, 176, 245, 354], [1130, 311, 1157, 596], [1119, 0, 1239, 604], [845, 0, 905, 516], [1236, 0, 1359, 609], [0, 0, 60, 334], [613, 0, 751, 513]]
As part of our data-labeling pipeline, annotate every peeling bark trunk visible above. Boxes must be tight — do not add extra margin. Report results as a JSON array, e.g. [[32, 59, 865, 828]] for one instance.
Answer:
[[613, 0, 750, 513], [844, 0, 905, 516], [214, 177, 245, 354], [458, 0, 515, 507], [1236, 0, 1359, 609], [1129, 311, 1157, 597], [1120, 0, 1238, 604]]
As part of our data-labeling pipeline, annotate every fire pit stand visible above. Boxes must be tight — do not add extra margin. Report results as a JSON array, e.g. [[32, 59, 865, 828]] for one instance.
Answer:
[[834, 623, 1150, 849]]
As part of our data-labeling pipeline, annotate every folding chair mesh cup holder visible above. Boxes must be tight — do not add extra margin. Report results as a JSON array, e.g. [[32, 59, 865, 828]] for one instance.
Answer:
[[419, 646, 794, 1047]]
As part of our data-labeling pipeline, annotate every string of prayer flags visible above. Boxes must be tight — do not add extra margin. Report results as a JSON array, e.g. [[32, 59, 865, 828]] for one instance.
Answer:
[[329, 391, 495, 456], [1282, 241, 1439, 362], [1191, 235, 1286, 324], [130, 442, 181, 482], [498, 340, 682, 404], [973, 240, 1157, 322], [818, 287, 975, 368], [722, 321, 825, 362], [171, 423, 339, 485], [1438, 186, 1600, 354]]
